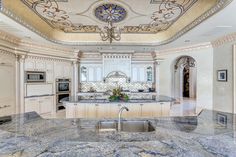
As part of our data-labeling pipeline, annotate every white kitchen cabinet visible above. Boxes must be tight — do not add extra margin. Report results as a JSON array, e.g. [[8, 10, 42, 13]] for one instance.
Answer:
[[25, 59, 35, 71], [88, 67, 94, 82], [131, 65, 153, 82], [161, 102, 170, 116], [54, 62, 72, 79], [140, 103, 155, 117], [40, 96, 53, 114], [63, 64, 72, 78], [76, 103, 87, 118], [121, 103, 141, 118], [86, 103, 97, 118], [35, 60, 45, 71], [25, 59, 46, 71], [25, 96, 53, 115], [25, 97, 40, 114], [96, 103, 110, 118], [109, 103, 122, 118]]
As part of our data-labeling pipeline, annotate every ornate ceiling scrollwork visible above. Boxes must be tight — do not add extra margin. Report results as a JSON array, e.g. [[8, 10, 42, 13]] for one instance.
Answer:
[[21, 0, 198, 34]]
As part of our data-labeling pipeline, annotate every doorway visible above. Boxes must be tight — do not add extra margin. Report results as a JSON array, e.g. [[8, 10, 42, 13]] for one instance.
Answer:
[[173, 56, 196, 101]]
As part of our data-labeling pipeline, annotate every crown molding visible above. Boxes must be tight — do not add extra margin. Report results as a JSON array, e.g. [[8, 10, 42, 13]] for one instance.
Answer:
[[211, 32, 236, 48], [156, 42, 212, 56], [0, 31, 21, 45]]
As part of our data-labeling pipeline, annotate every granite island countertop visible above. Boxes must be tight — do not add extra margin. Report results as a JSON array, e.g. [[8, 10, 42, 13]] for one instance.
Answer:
[[0, 110, 236, 157], [61, 95, 175, 103]]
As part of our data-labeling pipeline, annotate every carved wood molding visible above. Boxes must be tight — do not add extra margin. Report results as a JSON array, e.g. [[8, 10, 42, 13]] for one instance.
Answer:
[[0, 31, 21, 45], [156, 42, 212, 56], [211, 32, 236, 48], [26, 54, 73, 63]]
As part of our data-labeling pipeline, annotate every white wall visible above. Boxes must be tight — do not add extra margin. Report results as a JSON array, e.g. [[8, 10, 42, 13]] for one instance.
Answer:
[[213, 42, 235, 113], [159, 46, 214, 110], [0, 50, 16, 116]]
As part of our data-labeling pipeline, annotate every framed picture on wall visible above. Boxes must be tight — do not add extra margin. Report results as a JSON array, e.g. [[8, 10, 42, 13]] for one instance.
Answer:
[[217, 70, 227, 82], [216, 113, 227, 127]]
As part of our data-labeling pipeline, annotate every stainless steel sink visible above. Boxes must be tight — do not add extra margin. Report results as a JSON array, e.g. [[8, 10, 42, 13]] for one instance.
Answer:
[[97, 120, 155, 132]]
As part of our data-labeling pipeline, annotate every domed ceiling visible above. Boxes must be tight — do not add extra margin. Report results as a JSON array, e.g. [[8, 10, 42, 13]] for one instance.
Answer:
[[0, 0, 232, 45]]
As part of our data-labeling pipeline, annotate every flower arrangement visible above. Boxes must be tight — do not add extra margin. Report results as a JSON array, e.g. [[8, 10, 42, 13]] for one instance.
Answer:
[[108, 87, 129, 102]]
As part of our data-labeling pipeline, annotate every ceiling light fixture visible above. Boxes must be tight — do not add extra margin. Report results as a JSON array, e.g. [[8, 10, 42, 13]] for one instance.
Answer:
[[99, 20, 121, 44]]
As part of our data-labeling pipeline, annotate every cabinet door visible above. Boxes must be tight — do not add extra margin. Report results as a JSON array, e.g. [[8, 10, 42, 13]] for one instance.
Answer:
[[132, 67, 138, 82], [88, 67, 94, 82], [46, 71, 54, 83], [86, 104, 97, 118], [161, 102, 170, 116], [39, 96, 53, 114], [95, 67, 102, 81], [25, 98, 40, 114], [45, 62, 53, 71], [35, 60, 45, 71], [140, 103, 154, 117], [109, 103, 122, 118], [97, 103, 110, 118], [25, 59, 35, 71], [64, 64, 72, 78], [123, 104, 141, 118], [152, 103, 162, 117], [139, 68, 145, 82], [66, 103, 76, 118], [54, 63, 64, 78], [75, 103, 86, 118]]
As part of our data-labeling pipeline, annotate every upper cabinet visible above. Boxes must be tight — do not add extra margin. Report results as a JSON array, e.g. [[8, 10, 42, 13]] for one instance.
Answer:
[[25, 58, 45, 71], [80, 64, 102, 82], [54, 62, 72, 79], [131, 64, 153, 82]]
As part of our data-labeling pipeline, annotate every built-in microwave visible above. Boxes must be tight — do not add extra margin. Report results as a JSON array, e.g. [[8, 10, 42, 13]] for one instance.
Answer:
[[25, 71, 46, 83]]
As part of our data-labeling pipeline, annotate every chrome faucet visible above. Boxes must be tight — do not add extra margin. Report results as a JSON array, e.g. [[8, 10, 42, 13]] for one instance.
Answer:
[[118, 106, 129, 132]]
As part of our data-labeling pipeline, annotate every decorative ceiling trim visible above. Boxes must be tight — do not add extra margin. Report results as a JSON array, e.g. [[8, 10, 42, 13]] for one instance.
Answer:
[[211, 32, 236, 48], [156, 0, 233, 47], [0, 0, 233, 46], [0, 30, 21, 45], [19, 0, 198, 34], [156, 42, 212, 55]]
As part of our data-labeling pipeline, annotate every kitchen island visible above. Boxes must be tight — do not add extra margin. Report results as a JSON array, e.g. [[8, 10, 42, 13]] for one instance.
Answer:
[[62, 95, 175, 119], [0, 110, 236, 156]]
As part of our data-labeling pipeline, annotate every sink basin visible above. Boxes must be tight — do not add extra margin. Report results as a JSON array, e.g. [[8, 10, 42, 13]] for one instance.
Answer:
[[97, 120, 155, 132]]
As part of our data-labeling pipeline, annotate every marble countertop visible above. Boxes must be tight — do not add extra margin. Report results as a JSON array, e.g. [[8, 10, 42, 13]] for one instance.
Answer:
[[61, 95, 175, 103], [0, 110, 236, 156]]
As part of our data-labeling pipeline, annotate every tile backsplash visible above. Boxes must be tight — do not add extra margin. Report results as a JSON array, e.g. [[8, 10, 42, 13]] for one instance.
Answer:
[[80, 82, 153, 92]]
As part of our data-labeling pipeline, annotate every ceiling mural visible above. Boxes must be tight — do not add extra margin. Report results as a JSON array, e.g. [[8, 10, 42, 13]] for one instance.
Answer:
[[0, 0, 233, 45], [95, 4, 127, 23], [20, 0, 198, 33]]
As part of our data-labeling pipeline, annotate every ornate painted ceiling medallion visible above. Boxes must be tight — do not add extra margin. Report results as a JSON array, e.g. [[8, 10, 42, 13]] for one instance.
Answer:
[[94, 4, 127, 23]]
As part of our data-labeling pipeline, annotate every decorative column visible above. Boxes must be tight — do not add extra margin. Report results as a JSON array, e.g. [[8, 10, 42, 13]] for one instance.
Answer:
[[71, 51, 80, 100], [15, 54, 20, 114], [19, 54, 26, 114], [72, 60, 79, 99], [154, 60, 160, 99]]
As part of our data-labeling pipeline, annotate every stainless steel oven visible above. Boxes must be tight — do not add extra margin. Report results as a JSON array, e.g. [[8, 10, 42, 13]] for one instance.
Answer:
[[56, 78, 71, 111], [25, 71, 46, 83], [56, 93, 70, 111], [56, 78, 71, 93]]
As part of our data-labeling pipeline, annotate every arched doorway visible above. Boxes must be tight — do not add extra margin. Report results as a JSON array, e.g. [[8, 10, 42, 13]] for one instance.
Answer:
[[173, 56, 196, 102]]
